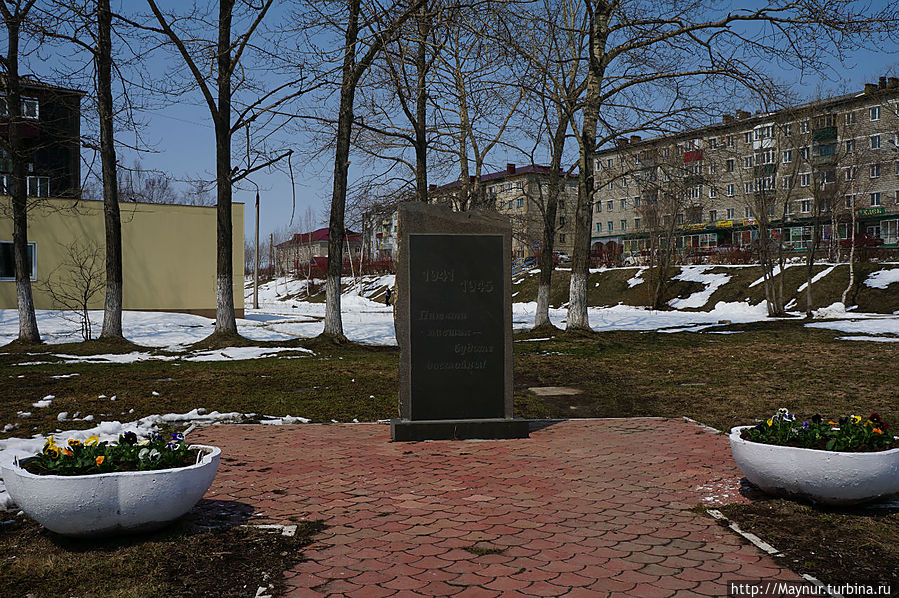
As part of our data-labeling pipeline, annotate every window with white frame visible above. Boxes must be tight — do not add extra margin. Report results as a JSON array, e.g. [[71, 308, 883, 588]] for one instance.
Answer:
[[708, 162, 717, 174], [634, 217, 641, 230], [726, 183, 734, 197], [0, 241, 36, 281], [895, 190, 899, 205], [871, 135, 881, 149], [744, 182, 753, 194], [595, 202, 601, 213], [688, 187, 700, 200], [871, 164, 881, 178], [744, 132, 752, 144], [845, 195, 853, 208], [845, 111, 856, 124], [726, 135, 734, 148], [0, 96, 39, 119], [709, 209, 717, 221], [759, 148, 775, 164], [870, 106, 880, 121], [709, 187, 717, 198], [606, 200, 613, 211], [744, 206, 752, 218], [26, 176, 49, 197], [800, 146, 810, 160], [871, 192, 881, 207], [619, 198, 627, 210], [726, 208, 735, 219], [620, 219, 627, 231], [783, 149, 793, 163], [799, 173, 810, 187], [800, 199, 811, 213], [742, 156, 753, 168], [596, 223, 602, 233], [845, 139, 854, 153], [800, 120, 810, 133], [633, 196, 641, 207], [608, 181, 614, 190], [844, 167, 856, 181], [726, 158, 735, 172], [607, 221, 613, 232], [708, 137, 717, 149], [782, 175, 792, 189], [784, 123, 793, 136], [516, 198, 524, 208]]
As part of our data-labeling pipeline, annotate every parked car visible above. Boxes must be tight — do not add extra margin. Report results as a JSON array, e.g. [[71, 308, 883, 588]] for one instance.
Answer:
[[839, 233, 884, 248], [554, 251, 571, 264]]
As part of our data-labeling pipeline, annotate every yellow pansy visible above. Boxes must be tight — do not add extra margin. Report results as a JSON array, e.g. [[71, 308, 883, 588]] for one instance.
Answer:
[[85, 436, 100, 446]]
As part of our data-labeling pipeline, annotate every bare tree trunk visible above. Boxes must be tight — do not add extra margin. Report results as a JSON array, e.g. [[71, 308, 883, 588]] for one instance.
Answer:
[[841, 203, 857, 306], [413, 8, 429, 203], [1, 6, 40, 343], [323, 0, 361, 340], [98, 0, 123, 339], [568, 9, 607, 331], [534, 120, 568, 329], [214, 0, 237, 334]]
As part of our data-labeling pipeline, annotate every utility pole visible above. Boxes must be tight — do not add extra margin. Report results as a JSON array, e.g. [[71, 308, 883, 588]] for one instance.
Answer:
[[253, 190, 260, 309]]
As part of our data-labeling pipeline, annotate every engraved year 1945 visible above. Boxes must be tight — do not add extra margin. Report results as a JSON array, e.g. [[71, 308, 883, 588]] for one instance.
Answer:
[[460, 279, 495, 293]]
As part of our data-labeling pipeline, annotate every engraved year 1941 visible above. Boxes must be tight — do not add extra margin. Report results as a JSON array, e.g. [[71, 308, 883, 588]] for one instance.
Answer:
[[422, 268, 455, 283]]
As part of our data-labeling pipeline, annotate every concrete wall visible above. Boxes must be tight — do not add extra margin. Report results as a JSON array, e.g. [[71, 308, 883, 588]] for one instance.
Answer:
[[0, 199, 244, 317]]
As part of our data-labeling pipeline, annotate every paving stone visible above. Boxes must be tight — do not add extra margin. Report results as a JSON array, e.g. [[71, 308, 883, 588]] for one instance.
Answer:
[[189, 419, 806, 597]]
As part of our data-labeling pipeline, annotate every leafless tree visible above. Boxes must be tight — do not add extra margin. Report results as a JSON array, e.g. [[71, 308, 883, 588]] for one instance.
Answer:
[[142, 0, 299, 338], [0, 0, 40, 343], [565, 0, 899, 331], [40, 239, 104, 341]]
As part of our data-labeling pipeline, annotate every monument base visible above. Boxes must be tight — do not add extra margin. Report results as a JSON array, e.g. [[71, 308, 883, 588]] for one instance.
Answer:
[[390, 418, 530, 442]]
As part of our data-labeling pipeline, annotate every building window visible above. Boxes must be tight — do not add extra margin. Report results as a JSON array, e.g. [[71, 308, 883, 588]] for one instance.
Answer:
[[726, 158, 735, 172], [634, 217, 641, 230], [744, 131, 752, 144], [744, 206, 752, 218], [871, 135, 881, 149], [845, 111, 856, 124], [26, 176, 49, 197], [516, 197, 524, 208], [558, 233, 566, 243], [620, 198, 626, 210], [784, 123, 792, 136], [742, 156, 753, 168], [726, 184, 734, 197], [608, 181, 614, 190], [785, 202, 794, 215], [0, 241, 36, 281], [894, 190, 899, 205], [726, 208, 735, 219], [596, 223, 602, 233], [818, 143, 836, 157], [799, 173, 810, 187], [726, 135, 735, 148], [606, 200, 613, 211], [783, 149, 793, 163], [845, 139, 854, 153], [607, 221, 613, 232], [871, 164, 881, 178], [0, 96, 39, 119], [845, 195, 853, 208], [800, 199, 811, 213], [800, 146, 810, 160], [870, 106, 880, 121], [871, 192, 881, 207], [709, 210, 717, 222], [782, 175, 792, 189], [744, 181, 753, 194], [800, 120, 810, 133], [709, 187, 717, 198], [559, 216, 566, 227], [708, 137, 717, 148], [633, 196, 641, 207], [708, 162, 717, 174], [620, 219, 627, 231], [844, 167, 856, 181], [595, 202, 602, 213]]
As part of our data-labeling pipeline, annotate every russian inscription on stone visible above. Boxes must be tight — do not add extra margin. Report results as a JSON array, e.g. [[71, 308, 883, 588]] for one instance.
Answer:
[[408, 233, 504, 420]]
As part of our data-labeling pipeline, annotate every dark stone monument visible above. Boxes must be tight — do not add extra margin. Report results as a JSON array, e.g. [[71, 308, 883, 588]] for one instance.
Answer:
[[391, 202, 529, 441]]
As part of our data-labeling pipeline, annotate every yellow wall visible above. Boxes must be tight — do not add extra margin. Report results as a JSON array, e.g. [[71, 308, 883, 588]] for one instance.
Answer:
[[0, 199, 244, 316]]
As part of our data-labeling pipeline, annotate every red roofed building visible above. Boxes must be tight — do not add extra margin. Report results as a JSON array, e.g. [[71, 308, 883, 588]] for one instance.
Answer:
[[274, 227, 362, 275]]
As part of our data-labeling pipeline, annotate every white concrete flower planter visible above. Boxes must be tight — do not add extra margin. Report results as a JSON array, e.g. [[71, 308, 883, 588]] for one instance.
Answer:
[[1, 444, 220, 537], [730, 426, 899, 505]]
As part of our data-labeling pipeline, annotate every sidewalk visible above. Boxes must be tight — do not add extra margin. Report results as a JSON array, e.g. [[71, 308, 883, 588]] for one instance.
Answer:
[[189, 418, 802, 597]]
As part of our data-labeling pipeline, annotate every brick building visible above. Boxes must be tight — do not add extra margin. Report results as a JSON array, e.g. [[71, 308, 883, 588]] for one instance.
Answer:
[[591, 77, 899, 257]]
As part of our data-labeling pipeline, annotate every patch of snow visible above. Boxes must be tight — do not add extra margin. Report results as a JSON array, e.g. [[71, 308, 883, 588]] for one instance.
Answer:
[[836, 335, 899, 343], [32, 395, 54, 408], [807, 318, 899, 336], [259, 415, 311, 425], [797, 265, 836, 292], [626, 268, 646, 288], [864, 268, 899, 289], [668, 266, 732, 309], [16, 412, 30, 419], [50, 373, 79, 379], [748, 263, 795, 288]]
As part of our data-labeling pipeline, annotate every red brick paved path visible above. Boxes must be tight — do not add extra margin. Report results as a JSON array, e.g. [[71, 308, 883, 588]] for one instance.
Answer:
[[189, 418, 802, 597]]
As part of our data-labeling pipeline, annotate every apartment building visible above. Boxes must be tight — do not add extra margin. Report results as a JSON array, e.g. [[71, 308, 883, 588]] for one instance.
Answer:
[[274, 227, 362, 274], [432, 163, 579, 259], [592, 77, 899, 257]]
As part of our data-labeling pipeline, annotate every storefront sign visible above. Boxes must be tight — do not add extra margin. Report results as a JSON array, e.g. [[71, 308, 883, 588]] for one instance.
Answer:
[[858, 207, 885, 217], [715, 220, 734, 228]]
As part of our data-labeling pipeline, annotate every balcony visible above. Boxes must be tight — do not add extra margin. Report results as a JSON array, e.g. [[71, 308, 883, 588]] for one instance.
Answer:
[[812, 126, 837, 141]]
